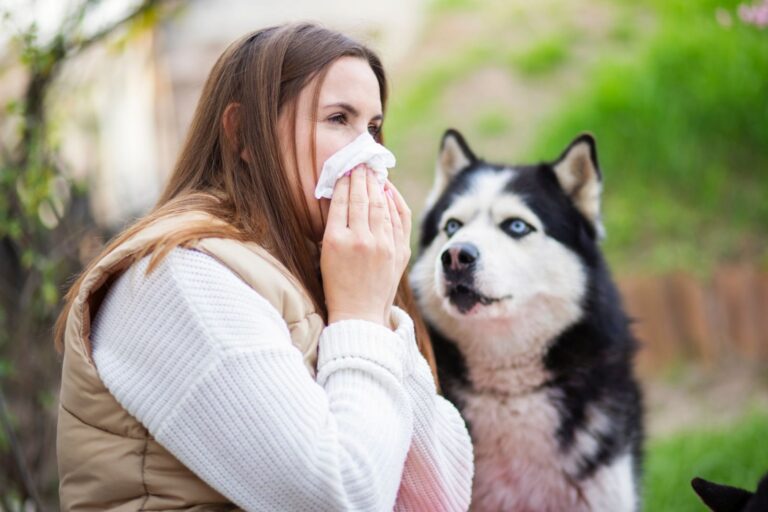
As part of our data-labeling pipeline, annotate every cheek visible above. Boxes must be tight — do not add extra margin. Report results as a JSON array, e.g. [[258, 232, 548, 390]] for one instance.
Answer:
[[500, 238, 585, 303], [315, 127, 354, 171], [478, 240, 539, 294]]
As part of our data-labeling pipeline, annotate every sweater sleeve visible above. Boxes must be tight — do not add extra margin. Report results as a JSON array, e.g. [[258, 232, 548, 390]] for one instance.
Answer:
[[389, 306, 475, 512], [90, 247, 413, 512]]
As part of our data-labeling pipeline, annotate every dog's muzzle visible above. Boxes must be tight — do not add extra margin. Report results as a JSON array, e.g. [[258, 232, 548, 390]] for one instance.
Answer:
[[442, 243, 482, 312], [441, 243, 512, 313], [441, 243, 479, 278]]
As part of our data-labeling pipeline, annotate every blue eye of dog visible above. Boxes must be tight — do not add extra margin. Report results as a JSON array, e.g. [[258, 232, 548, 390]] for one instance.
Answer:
[[444, 219, 463, 237], [503, 218, 534, 238]]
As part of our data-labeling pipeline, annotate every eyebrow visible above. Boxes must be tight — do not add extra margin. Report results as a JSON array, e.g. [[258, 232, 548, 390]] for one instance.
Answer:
[[324, 102, 383, 122]]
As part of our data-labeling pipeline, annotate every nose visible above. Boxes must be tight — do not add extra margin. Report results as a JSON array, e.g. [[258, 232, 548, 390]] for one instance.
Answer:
[[441, 243, 480, 272]]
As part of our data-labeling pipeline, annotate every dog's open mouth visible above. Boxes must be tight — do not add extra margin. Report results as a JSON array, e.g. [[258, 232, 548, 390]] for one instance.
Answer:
[[447, 284, 511, 314]]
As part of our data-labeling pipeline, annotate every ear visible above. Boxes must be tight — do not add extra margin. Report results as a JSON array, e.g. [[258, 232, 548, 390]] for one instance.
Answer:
[[222, 102, 241, 145], [551, 133, 605, 239], [223, 102, 251, 163], [692, 477, 753, 512], [424, 129, 477, 210]]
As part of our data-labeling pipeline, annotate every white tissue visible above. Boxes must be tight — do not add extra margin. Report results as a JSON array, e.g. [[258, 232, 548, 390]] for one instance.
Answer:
[[314, 131, 396, 199]]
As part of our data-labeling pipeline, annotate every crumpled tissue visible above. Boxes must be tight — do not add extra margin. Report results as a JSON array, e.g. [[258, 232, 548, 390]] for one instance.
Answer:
[[314, 131, 396, 199]]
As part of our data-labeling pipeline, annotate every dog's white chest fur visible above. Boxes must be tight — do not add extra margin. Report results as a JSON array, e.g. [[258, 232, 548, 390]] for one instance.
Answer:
[[461, 388, 636, 512], [463, 388, 580, 511]]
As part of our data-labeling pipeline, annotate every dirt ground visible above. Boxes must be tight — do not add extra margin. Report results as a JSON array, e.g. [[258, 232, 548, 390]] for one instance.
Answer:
[[643, 361, 768, 438]]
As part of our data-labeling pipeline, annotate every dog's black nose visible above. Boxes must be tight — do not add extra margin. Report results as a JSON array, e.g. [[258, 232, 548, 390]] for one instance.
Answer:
[[441, 243, 479, 272]]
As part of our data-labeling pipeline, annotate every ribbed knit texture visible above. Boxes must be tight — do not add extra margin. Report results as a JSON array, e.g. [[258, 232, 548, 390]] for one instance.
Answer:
[[90, 247, 473, 511]]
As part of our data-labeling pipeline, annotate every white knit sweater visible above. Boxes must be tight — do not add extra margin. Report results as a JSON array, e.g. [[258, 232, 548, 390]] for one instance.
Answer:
[[90, 247, 473, 511]]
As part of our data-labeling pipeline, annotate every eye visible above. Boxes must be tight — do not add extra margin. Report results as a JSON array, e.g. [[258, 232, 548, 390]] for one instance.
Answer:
[[502, 218, 535, 238], [444, 218, 463, 237], [368, 123, 381, 136], [328, 113, 347, 125]]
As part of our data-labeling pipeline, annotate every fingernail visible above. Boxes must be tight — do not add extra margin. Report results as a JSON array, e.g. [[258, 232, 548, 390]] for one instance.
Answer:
[[386, 189, 393, 199]]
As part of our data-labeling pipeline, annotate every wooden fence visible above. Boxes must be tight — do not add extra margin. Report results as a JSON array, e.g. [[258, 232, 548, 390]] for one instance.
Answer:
[[617, 264, 768, 377]]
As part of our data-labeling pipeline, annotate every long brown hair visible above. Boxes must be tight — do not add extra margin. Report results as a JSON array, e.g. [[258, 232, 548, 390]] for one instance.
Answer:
[[54, 23, 438, 386]]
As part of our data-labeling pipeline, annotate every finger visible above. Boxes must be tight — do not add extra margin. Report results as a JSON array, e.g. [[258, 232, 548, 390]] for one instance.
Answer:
[[326, 173, 350, 230], [348, 165, 369, 233], [367, 168, 391, 240], [385, 185, 403, 249], [387, 181, 412, 242]]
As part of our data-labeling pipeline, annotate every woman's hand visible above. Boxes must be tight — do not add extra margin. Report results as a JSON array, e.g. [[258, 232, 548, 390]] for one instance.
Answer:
[[321, 164, 410, 327], [381, 179, 412, 327]]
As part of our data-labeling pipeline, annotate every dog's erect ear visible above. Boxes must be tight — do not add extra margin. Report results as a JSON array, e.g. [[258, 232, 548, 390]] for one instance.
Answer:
[[425, 129, 477, 210], [692, 477, 753, 512], [551, 133, 605, 240]]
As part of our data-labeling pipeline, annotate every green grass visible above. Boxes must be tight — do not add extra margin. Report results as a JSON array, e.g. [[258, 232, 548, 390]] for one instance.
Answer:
[[525, 0, 768, 273], [643, 408, 768, 511]]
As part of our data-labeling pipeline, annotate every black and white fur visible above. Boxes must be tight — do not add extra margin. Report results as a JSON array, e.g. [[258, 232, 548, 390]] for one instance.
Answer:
[[410, 129, 644, 511]]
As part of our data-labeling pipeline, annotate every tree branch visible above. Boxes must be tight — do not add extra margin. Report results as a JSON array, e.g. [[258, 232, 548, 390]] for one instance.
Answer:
[[64, 0, 170, 58]]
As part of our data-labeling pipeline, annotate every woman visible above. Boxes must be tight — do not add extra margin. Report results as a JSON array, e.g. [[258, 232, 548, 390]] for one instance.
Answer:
[[54, 22, 473, 511]]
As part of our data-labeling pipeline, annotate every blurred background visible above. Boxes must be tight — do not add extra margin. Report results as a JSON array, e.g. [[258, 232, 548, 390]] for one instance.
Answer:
[[0, 0, 766, 509]]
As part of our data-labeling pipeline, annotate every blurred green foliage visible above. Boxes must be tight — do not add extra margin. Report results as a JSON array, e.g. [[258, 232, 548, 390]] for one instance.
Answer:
[[429, 0, 479, 13], [526, 0, 768, 273], [474, 110, 512, 137], [388, 43, 496, 152], [389, 0, 767, 275], [643, 407, 768, 511], [508, 35, 570, 76]]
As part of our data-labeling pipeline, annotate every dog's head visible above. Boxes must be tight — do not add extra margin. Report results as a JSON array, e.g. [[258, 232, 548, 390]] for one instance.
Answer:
[[692, 474, 768, 512], [410, 129, 605, 359]]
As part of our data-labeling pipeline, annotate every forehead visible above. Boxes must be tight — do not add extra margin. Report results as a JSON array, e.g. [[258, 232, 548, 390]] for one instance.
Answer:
[[317, 56, 381, 111], [440, 168, 539, 221]]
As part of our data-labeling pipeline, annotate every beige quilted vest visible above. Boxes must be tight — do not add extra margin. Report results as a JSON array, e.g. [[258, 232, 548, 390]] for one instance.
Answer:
[[56, 210, 325, 511]]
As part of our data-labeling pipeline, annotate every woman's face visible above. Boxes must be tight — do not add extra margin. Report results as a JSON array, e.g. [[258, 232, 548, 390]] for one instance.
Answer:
[[278, 56, 384, 242]]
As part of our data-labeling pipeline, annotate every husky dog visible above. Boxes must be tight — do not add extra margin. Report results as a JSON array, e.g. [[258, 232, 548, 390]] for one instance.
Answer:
[[692, 473, 768, 512], [410, 129, 644, 511]]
